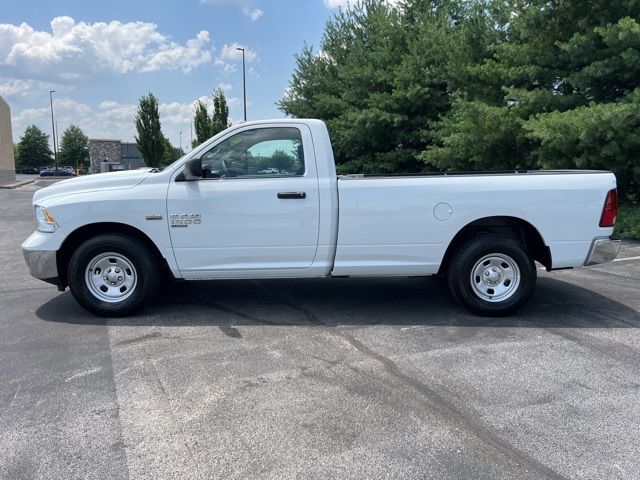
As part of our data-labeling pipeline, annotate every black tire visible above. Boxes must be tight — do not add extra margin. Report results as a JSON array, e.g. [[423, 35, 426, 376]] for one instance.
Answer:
[[67, 234, 161, 317], [447, 234, 536, 316]]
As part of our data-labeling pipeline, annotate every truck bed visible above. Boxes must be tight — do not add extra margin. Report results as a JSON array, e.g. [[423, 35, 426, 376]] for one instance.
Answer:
[[332, 170, 616, 276]]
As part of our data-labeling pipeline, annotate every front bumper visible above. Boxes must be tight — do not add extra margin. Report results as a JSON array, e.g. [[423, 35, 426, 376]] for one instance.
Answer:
[[22, 230, 65, 287], [584, 236, 621, 266], [23, 248, 58, 279]]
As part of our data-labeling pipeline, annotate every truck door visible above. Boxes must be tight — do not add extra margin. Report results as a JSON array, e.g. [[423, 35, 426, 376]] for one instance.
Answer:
[[166, 124, 320, 278]]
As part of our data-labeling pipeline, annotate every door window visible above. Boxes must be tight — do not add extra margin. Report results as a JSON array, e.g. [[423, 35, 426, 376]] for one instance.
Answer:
[[201, 127, 305, 178]]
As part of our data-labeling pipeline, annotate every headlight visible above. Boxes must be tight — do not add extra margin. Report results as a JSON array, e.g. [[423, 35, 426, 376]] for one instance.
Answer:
[[34, 205, 58, 233]]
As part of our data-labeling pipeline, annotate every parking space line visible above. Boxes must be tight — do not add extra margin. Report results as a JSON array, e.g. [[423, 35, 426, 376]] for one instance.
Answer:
[[613, 256, 640, 262]]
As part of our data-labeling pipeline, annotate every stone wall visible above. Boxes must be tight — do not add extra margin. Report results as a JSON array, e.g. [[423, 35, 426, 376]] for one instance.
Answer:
[[89, 139, 122, 171], [0, 96, 16, 185]]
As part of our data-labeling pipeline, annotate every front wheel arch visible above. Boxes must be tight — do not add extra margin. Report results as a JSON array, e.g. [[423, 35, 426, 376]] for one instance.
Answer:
[[67, 233, 162, 316], [57, 222, 169, 288]]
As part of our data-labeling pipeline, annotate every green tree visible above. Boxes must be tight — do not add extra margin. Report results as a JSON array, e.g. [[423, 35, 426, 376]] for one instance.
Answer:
[[281, 0, 640, 200], [58, 125, 89, 170], [424, 0, 640, 199], [192, 99, 212, 148], [191, 88, 231, 148], [135, 92, 165, 168], [161, 136, 185, 165], [16, 125, 52, 170], [211, 87, 230, 135], [279, 0, 461, 174]]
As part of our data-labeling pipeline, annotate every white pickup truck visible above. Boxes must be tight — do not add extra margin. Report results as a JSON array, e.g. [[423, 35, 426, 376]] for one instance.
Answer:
[[22, 119, 621, 317]]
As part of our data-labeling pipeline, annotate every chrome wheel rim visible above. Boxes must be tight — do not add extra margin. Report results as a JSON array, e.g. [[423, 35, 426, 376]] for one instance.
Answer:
[[85, 252, 137, 303], [470, 253, 520, 303]]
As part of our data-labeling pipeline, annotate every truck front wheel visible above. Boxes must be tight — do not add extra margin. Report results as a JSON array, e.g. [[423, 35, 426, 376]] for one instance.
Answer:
[[67, 234, 161, 317], [447, 234, 536, 316]]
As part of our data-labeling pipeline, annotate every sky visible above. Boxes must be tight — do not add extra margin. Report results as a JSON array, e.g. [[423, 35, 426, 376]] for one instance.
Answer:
[[0, 0, 354, 151]]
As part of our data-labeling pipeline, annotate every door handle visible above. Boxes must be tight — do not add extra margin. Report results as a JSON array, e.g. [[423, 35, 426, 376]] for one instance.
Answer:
[[277, 192, 306, 199]]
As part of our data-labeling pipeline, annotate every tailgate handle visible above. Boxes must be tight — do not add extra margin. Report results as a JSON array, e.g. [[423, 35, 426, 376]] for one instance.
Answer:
[[277, 192, 306, 199]]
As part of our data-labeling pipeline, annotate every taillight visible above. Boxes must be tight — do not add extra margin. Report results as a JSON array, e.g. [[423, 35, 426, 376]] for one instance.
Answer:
[[599, 189, 618, 227]]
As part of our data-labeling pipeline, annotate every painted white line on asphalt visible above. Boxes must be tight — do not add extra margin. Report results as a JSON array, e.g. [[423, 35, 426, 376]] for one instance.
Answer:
[[613, 256, 640, 262]]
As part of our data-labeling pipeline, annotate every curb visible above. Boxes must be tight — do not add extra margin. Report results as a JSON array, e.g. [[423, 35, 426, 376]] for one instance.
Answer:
[[0, 179, 35, 189]]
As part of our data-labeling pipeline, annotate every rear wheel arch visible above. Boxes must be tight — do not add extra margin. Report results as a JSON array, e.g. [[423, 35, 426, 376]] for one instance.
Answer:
[[57, 222, 169, 288], [438, 216, 551, 275]]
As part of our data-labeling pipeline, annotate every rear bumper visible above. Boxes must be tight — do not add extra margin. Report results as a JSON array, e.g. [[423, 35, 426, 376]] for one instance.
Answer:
[[584, 236, 621, 266]]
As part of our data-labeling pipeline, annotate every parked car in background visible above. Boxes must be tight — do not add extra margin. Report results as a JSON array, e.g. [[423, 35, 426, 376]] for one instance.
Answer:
[[40, 168, 76, 177], [16, 167, 40, 174]]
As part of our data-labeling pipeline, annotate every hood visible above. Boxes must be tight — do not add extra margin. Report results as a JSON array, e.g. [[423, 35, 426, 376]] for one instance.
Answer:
[[33, 169, 152, 205]]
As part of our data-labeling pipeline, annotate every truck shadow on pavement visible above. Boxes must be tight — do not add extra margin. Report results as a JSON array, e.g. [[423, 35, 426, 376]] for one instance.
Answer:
[[36, 276, 640, 330]]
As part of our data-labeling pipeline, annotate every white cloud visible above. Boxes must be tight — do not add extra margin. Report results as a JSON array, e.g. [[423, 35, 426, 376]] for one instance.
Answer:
[[142, 30, 213, 73], [246, 8, 264, 21], [220, 63, 238, 74], [0, 16, 214, 84], [214, 43, 258, 76], [219, 43, 258, 62], [324, 0, 349, 7], [200, 0, 265, 21], [0, 78, 59, 99], [324, 0, 401, 8]]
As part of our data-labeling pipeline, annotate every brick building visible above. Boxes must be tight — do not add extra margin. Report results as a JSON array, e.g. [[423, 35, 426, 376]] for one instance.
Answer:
[[0, 96, 16, 185]]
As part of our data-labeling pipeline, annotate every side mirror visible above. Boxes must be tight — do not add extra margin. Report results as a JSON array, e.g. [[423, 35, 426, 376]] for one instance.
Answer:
[[182, 157, 203, 181]]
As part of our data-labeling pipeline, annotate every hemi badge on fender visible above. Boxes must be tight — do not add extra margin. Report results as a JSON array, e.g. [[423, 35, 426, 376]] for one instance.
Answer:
[[145, 214, 163, 221]]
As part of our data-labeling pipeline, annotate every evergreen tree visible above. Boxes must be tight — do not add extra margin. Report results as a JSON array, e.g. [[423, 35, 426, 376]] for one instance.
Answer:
[[279, 0, 458, 174], [58, 125, 89, 170], [161, 136, 185, 165], [211, 87, 230, 136], [191, 88, 231, 148], [192, 100, 212, 148], [135, 92, 165, 168], [16, 125, 52, 170], [423, 0, 640, 198], [281, 0, 640, 199]]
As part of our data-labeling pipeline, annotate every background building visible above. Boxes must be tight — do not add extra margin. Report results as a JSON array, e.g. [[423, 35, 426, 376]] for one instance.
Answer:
[[89, 139, 143, 172], [121, 142, 144, 170], [0, 96, 16, 185]]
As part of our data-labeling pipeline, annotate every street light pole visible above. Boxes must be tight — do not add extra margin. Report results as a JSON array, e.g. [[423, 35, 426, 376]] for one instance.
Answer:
[[49, 91, 58, 171], [236, 47, 247, 121], [179, 131, 182, 151]]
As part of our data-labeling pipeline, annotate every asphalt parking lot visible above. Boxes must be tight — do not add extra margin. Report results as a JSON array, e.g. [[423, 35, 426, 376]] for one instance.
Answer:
[[1, 184, 639, 480]]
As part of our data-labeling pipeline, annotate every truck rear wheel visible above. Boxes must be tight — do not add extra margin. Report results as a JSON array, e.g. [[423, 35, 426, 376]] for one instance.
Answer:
[[447, 234, 536, 316], [67, 234, 161, 317]]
